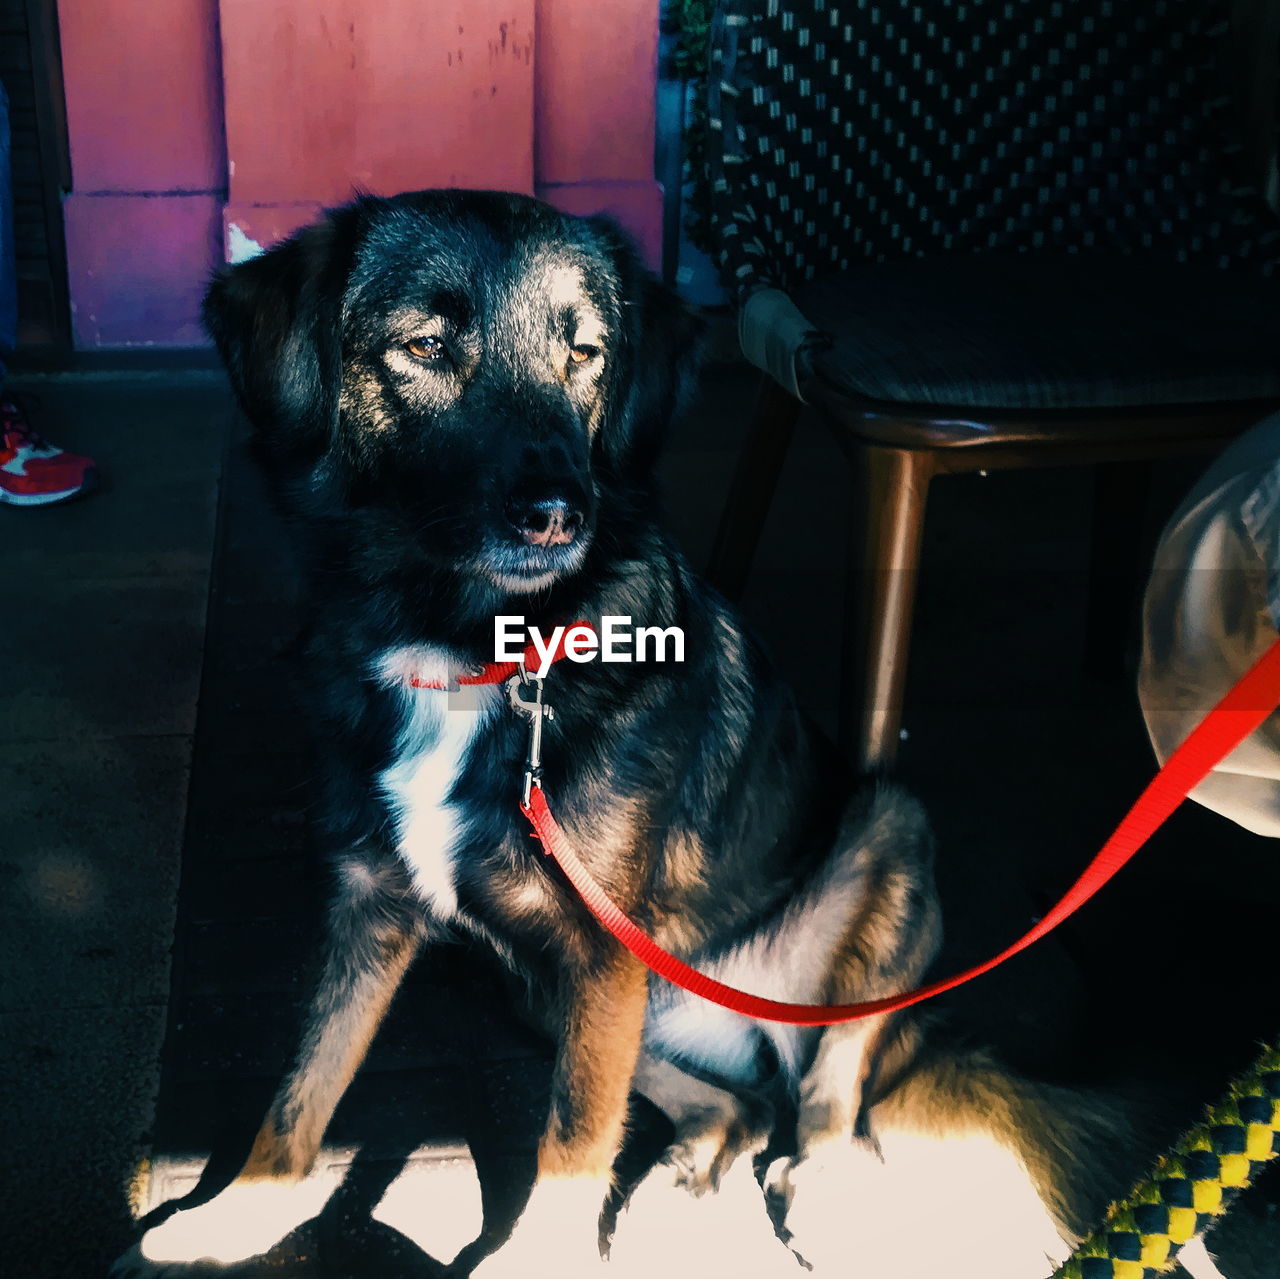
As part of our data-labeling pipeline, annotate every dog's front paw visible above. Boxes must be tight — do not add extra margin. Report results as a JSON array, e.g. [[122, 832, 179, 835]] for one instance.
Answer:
[[122, 1179, 327, 1269]]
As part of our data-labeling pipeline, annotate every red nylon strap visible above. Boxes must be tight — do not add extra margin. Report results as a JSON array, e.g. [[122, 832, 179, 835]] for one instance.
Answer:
[[520, 636, 1280, 1026], [410, 620, 593, 689]]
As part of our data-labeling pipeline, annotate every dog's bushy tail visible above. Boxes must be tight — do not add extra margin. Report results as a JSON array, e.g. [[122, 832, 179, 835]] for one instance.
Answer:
[[871, 1022, 1169, 1245]]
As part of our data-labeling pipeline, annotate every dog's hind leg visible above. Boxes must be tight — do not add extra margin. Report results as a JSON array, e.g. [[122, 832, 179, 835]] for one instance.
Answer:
[[114, 855, 423, 1273], [788, 900, 937, 1168], [632, 1049, 771, 1196], [766, 1008, 920, 1246], [762, 789, 941, 1252]]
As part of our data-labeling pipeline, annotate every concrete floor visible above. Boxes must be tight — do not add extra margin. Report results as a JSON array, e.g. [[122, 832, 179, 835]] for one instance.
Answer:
[[1, 375, 226, 1277], [4, 365, 1278, 1277]]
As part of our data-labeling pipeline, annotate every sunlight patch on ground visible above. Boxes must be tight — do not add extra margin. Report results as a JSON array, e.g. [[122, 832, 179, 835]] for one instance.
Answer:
[[790, 1128, 1064, 1279], [610, 1159, 798, 1278], [134, 1125, 1073, 1277], [371, 1153, 485, 1263], [139, 1178, 336, 1265], [614, 1127, 1068, 1279], [31, 852, 97, 916], [1177, 1237, 1230, 1279]]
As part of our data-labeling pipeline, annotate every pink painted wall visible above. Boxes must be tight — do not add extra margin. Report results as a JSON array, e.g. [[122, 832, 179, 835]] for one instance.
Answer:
[[58, 0, 225, 347], [534, 0, 663, 266], [63, 196, 220, 347], [55, 0, 664, 348], [219, 0, 538, 257]]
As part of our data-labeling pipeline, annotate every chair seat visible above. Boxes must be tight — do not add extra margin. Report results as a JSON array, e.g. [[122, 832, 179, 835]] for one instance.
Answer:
[[796, 254, 1280, 413]]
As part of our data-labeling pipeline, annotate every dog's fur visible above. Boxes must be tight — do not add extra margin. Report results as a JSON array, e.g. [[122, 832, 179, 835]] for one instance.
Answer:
[[121, 191, 1147, 1276]]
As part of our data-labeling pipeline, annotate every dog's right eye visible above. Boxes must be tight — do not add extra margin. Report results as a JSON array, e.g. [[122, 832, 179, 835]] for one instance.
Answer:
[[404, 336, 446, 363]]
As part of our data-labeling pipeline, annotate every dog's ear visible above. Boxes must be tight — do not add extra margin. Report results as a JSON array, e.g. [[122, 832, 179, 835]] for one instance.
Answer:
[[590, 219, 705, 476], [203, 209, 359, 476]]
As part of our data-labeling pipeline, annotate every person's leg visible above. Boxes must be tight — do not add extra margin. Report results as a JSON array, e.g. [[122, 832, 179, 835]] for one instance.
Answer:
[[0, 79, 17, 369], [0, 80, 97, 506]]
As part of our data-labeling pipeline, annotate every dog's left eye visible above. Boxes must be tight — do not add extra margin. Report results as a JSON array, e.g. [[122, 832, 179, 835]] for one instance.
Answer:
[[405, 336, 446, 362], [568, 344, 600, 367]]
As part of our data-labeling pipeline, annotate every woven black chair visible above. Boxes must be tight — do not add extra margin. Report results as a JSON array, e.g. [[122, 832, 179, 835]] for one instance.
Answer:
[[703, 0, 1280, 770]]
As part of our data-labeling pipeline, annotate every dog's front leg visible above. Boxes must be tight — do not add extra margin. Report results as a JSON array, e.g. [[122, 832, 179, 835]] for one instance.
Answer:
[[470, 948, 647, 1278], [114, 861, 423, 1274]]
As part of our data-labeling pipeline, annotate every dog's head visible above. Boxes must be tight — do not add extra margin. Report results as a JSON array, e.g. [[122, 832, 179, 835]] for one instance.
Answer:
[[204, 191, 702, 597]]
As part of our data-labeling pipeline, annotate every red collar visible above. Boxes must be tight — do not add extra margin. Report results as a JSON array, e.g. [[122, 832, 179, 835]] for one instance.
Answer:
[[408, 620, 590, 689]]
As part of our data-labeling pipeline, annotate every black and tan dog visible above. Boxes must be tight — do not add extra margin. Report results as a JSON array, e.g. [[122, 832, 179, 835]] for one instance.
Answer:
[[115, 191, 1142, 1277]]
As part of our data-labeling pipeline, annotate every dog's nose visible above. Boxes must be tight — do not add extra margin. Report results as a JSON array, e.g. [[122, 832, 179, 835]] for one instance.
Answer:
[[505, 496, 584, 548]]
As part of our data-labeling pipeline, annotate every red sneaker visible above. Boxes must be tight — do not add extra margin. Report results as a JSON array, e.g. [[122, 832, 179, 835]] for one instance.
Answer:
[[0, 396, 98, 506]]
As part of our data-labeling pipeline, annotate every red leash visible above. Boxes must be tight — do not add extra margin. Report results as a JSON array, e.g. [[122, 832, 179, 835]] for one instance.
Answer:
[[520, 637, 1280, 1026]]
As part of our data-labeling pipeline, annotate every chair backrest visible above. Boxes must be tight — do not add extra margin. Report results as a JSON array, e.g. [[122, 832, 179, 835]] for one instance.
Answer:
[[705, 0, 1280, 296]]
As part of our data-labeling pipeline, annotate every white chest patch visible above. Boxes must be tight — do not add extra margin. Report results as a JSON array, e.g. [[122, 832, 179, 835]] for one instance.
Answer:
[[375, 646, 501, 917]]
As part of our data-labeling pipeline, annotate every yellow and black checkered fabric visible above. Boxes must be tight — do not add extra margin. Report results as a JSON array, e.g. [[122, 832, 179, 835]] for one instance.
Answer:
[[1054, 1041, 1280, 1279]]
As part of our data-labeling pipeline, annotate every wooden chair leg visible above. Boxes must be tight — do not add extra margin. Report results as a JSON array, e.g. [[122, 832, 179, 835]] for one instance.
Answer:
[[841, 444, 936, 772], [706, 374, 802, 600]]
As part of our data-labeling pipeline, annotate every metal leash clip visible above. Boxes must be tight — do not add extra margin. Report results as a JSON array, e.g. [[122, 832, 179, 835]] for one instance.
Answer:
[[508, 665, 555, 808]]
